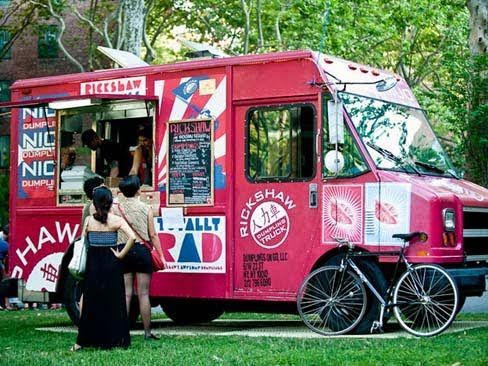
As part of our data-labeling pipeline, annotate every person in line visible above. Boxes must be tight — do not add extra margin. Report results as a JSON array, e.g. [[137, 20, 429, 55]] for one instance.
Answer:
[[75, 176, 106, 315], [81, 129, 126, 178], [0, 224, 9, 310], [82, 176, 105, 225], [129, 127, 153, 186], [114, 175, 165, 340], [72, 186, 136, 351]]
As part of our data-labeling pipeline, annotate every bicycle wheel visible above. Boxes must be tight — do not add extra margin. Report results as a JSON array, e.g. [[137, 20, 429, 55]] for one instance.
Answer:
[[393, 264, 458, 337], [297, 266, 367, 336]]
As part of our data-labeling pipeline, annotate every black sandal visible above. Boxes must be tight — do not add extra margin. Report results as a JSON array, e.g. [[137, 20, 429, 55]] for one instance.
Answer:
[[144, 333, 160, 340]]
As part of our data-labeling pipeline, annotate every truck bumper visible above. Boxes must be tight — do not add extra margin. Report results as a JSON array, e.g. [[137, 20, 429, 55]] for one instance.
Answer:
[[446, 267, 488, 297]]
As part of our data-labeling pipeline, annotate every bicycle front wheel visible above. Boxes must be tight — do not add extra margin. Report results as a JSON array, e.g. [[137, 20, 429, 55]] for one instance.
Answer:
[[393, 264, 458, 337], [297, 266, 367, 336]]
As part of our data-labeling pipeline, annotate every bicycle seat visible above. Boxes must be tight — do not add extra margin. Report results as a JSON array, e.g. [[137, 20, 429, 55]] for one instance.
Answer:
[[392, 232, 421, 242]]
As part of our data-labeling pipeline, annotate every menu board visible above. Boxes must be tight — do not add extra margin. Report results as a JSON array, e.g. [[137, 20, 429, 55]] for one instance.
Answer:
[[167, 119, 214, 206]]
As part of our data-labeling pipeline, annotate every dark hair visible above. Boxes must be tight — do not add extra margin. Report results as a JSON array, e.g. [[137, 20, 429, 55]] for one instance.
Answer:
[[138, 126, 152, 139], [92, 186, 113, 223], [81, 129, 98, 146], [2, 224, 8, 236], [119, 175, 141, 198], [83, 176, 105, 200]]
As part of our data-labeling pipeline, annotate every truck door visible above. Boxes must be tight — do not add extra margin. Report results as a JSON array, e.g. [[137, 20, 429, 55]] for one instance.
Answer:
[[234, 102, 320, 295]]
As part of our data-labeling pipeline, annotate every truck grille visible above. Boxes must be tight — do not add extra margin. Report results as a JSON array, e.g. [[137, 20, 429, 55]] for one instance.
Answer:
[[463, 207, 488, 262]]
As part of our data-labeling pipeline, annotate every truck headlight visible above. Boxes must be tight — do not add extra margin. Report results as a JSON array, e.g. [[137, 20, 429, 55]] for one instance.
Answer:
[[443, 209, 456, 232]]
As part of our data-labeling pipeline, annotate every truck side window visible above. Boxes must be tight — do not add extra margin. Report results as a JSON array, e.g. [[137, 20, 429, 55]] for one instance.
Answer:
[[247, 104, 315, 181], [322, 101, 368, 178]]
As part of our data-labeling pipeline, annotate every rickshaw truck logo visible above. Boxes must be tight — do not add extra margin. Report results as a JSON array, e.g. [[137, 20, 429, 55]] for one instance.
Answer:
[[240, 190, 296, 249]]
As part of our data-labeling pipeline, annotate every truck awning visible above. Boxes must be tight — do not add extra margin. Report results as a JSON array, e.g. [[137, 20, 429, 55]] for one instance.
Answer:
[[0, 93, 158, 109]]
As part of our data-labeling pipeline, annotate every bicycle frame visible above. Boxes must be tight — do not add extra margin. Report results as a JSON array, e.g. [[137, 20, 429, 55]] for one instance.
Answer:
[[339, 245, 414, 333]]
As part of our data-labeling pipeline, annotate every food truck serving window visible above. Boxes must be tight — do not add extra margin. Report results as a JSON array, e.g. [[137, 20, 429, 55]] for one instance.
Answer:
[[246, 104, 315, 182], [57, 99, 156, 205]]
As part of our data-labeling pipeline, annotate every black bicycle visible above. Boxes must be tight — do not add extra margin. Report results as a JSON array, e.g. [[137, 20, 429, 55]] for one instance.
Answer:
[[297, 233, 459, 337]]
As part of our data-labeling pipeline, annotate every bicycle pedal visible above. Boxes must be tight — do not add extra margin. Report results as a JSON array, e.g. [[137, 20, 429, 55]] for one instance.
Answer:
[[370, 321, 384, 334]]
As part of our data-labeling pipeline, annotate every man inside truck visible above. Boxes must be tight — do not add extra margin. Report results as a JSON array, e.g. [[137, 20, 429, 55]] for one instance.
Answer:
[[81, 129, 127, 178]]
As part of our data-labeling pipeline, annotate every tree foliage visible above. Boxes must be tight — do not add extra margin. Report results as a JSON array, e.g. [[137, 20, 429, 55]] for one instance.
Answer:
[[1, 0, 486, 186]]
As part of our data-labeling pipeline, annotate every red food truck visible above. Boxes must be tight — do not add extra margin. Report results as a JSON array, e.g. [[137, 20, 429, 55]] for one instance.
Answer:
[[1, 50, 487, 332]]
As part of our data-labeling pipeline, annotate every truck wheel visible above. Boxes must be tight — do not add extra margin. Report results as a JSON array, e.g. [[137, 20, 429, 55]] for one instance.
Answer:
[[162, 301, 224, 325], [456, 294, 467, 315], [325, 255, 387, 334], [128, 295, 140, 328], [63, 273, 83, 326]]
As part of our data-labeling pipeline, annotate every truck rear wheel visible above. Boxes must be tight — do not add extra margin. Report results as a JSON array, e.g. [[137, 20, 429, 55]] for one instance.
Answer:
[[128, 295, 140, 328], [63, 273, 83, 326], [162, 301, 224, 324], [325, 255, 387, 334]]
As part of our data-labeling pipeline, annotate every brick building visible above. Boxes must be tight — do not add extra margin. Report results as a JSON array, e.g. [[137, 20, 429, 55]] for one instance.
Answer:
[[0, 0, 91, 173]]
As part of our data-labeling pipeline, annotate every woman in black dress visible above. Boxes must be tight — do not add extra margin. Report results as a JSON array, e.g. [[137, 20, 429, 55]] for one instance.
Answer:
[[71, 186, 136, 351]]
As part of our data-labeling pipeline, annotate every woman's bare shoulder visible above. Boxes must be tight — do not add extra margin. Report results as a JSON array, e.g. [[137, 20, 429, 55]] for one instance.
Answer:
[[107, 213, 123, 228]]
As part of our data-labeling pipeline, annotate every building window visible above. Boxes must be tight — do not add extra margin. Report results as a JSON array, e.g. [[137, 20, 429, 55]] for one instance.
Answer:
[[0, 135, 9, 169], [0, 27, 12, 59], [38, 25, 58, 59], [247, 104, 315, 181]]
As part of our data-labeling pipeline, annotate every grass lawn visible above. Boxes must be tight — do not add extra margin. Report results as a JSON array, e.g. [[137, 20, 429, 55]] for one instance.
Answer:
[[0, 310, 487, 366]]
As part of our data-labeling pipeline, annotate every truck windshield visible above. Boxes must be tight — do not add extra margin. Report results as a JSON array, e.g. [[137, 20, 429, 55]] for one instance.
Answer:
[[341, 93, 455, 177]]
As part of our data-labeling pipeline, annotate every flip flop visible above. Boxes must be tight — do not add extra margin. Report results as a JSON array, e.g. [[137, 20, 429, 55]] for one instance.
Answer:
[[70, 344, 83, 352]]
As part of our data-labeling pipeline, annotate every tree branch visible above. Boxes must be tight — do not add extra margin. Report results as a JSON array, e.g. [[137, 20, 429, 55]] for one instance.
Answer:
[[71, 4, 104, 38], [143, 0, 155, 62], [29, 0, 85, 72]]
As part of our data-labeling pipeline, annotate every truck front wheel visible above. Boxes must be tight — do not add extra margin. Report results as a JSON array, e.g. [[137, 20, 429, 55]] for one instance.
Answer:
[[325, 255, 387, 334], [162, 301, 224, 324]]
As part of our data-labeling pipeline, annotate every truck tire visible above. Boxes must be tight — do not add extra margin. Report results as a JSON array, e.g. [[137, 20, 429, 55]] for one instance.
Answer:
[[128, 295, 140, 328], [63, 273, 83, 326], [325, 254, 387, 334], [162, 301, 224, 325], [456, 294, 467, 315]]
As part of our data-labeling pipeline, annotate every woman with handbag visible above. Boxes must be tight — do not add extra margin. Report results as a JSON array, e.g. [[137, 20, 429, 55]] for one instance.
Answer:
[[115, 175, 166, 340], [72, 186, 136, 351]]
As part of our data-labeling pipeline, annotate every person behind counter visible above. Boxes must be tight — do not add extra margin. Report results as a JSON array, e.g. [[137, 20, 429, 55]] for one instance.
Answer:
[[81, 129, 126, 178], [72, 186, 136, 351], [129, 127, 153, 186]]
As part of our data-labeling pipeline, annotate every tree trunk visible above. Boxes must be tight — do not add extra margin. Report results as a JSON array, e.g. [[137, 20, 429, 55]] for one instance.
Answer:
[[240, 0, 252, 54], [466, 0, 488, 186], [122, 0, 144, 57], [256, 0, 264, 49], [467, 0, 488, 55]]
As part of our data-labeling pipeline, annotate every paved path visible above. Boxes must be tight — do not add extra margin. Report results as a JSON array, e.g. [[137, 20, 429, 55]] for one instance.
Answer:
[[38, 319, 488, 339]]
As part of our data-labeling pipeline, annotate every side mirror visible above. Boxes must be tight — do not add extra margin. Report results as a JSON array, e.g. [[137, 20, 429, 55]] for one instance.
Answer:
[[324, 150, 345, 175], [327, 100, 344, 144]]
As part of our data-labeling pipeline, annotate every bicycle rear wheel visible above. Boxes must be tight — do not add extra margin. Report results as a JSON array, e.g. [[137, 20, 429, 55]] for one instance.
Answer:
[[393, 264, 458, 337], [297, 266, 367, 336]]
